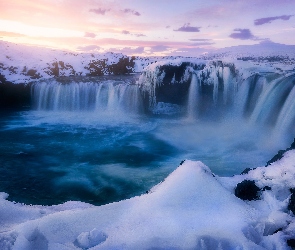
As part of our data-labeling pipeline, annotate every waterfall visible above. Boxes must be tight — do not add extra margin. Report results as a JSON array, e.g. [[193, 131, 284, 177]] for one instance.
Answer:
[[32, 80, 144, 114], [31, 70, 295, 136], [184, 68, 295, 135], [187, 73, 199, 119]]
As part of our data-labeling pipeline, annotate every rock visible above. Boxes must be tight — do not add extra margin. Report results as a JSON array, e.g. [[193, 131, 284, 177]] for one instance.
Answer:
[[234, 180, 260, 201], [0, 77, 31, 109], [288, 188, 295, 214], [240, 168, 252, 175], [266, 138, 295, 166], [287, 239, 295, 248]]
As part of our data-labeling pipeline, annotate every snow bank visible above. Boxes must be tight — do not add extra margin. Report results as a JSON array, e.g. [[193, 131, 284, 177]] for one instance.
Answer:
[[2, 151, 295, 249]]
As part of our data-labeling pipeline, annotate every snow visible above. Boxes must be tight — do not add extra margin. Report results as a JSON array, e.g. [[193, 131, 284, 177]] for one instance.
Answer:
[[1, 152, 295, 249]]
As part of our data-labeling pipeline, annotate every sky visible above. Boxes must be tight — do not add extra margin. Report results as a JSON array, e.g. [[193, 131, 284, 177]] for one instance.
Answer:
[[0, 0, 294, 56]]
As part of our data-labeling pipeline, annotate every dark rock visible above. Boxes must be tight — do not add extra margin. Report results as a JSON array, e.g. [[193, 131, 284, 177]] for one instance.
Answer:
[[27, 69, 42, 79], [241, 168, 252, 175], [234, 180, 260, 201], [0, 75, 31, 109], [287, 239, 295, 248], [179, 160, 185, 165], [50, 62, 59, 77], [108, 57, 135, 75], [266, 138, 295, 166], [266, 150, 287, 166], [262, 186, 271, 191], [288, 188, 295, 214], [273, 228, 283, 234]]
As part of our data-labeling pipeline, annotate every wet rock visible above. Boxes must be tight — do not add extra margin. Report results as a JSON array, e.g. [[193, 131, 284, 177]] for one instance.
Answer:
[[235, 180, 260, 201], [287, 239, 295, 248], [266, 138, 295, 166], [288, 188, 295, 214]]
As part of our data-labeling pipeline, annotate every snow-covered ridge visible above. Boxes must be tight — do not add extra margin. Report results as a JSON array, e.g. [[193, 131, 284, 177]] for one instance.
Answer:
[[0, 41, 177, 84], [2, 141, 295, 249], [2, 40, 295, 84]]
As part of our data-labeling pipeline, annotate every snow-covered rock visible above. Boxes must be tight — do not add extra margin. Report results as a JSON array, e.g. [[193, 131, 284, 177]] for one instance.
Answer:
[[0, 41, 184, 84], [2, 144, 295, 249]]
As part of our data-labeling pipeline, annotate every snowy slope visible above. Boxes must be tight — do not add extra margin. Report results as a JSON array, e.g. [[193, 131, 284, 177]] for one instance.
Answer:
[[0, 41, 169, 84], [2, 40, 294, 84], [1, 148, 295, 249]]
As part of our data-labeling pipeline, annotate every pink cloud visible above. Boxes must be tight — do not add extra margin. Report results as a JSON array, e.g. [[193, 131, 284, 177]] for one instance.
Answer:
[[122, 8, 140, 16], [84, 32, 96, 38]]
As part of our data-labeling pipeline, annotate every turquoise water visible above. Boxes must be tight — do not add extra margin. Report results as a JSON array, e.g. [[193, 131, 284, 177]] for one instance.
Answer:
[[0, 108, 286, 206]]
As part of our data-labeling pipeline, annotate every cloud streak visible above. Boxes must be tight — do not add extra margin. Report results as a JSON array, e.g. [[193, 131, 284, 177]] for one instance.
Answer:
[[122, 8, 140, 16], [122, 30, 146, 37], [191, 42, 215, 46], [89, 8, 110, 15], [84, 32, 96, 38], [77, 45, 100, 51], [108, 46, 145, 55], [254, 15, 293, 25], [174, 23, 201, 32], [229, 29, 257, 40], [189, 39, 212, 41]]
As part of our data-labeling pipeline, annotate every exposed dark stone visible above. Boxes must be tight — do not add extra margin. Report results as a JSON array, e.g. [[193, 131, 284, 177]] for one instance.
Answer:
[[85, 60, 106, 76], [262, 186, 271, 191], [51, 62, 60, 77], [0, 80, 31, 109], [26, 69, 42, 79], [179, 160, 185, 165], [273, 228, 283, 234], [287, 239, 295, 248], [288, 188, 295, 214], [150, 62, 205, 107], [108, 57, 135, 75], [266, 138, 295, 166], [234, 180, 260, 201], [266, 150, 287, 166], [241, 168, 252, 175]]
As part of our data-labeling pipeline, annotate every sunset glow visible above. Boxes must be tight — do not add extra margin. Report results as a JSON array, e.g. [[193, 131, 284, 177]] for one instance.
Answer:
[[0, 0, 294, 56]]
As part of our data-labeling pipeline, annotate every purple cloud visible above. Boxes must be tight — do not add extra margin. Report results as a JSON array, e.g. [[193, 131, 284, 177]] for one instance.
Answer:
[[191, 42, 215, 46], [84, 32, 96, 38], [254, 15, 293, 25], [89, 8, 110, 15], [121, 30, 146, 37], [122, 30, 130, 35], [229, 29, 257, 40], [123, 8, 141, 16], [189, 38, 212, 41], [174, 23, 201, 32], [77, 45, 100, 51], [135, 33, 146, 37], [108, 47, 145, 55], [150, 45, 169, 52]]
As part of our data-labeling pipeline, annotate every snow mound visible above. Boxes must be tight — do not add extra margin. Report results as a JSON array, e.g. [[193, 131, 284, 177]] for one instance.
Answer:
[[2, 154, 295, 249]]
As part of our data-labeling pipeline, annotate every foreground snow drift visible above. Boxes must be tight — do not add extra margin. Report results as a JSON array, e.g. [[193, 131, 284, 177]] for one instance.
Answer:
[[1, 151, 295, 249]]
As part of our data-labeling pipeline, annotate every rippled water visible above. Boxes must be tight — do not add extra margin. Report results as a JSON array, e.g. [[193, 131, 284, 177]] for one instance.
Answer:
[[0, 108, 288, 206]]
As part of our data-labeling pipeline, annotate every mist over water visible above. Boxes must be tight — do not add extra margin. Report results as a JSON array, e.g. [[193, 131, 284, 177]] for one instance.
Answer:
[[0, 73, 294, 206]]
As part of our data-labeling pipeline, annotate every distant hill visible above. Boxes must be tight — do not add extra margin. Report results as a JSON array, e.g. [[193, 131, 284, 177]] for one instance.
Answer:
[[0, 40, 295, 84]]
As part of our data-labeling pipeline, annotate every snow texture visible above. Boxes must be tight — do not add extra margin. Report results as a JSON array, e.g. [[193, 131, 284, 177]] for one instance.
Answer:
[[1, 152, 295, 249]]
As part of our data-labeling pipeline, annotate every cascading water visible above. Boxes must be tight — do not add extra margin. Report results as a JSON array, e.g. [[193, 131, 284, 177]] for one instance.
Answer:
[[187, 73, 199, 119], [183, 68, 295, 136], [1, 64, 295, 207], [32, 79, 144, 115]]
